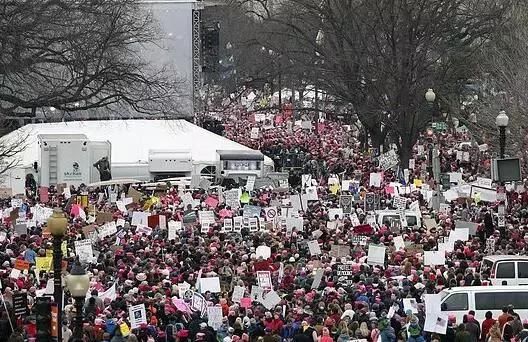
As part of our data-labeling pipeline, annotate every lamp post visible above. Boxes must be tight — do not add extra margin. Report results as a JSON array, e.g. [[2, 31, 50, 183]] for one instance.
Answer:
[[496, 110, 509, 159], [425, 88, 436, 123], [47, 208, 68, 342], [66, 261, 90, 342]]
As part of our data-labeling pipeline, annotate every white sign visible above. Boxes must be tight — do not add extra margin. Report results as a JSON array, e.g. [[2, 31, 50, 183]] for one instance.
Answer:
[[224, 190, 240, 209], [261, 290, 281, 310], [393, 236, 405, 250], [232, 286, 245, 303], [250, 127, 259, 139], [222, 219, 233, 232], [424, 251, 446, 266], [233, 216, 243, 232], [307, 240, 322, 255], [403, 298, 419, 314], [367, 244, 385, 266], [99, 222, 117, 238], [351, 235, 368, 246], [256, 245, 271, 259], [133, 223, 151, 235], [256, 271, 272, 290], [128, 304, 147, 329], [449, 228, 469, 243], [477, 177, 493, 188], [131, 211, 149, 226], [198, 211, 215, 225], [207, 306, 223, 330], [246, 175, 256, 191], [199, 277, 221, 293], [74, 239, 94, 263], [369, 173, 382, 187], [168, 221, 181, 240]]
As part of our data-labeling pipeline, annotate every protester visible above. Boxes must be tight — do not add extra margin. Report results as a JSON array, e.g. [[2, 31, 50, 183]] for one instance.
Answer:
[[0, 92, 525, 342]]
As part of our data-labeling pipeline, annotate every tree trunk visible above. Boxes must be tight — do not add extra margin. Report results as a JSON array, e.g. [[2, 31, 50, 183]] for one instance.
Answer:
[[368, 127, 387, 152], [399, 134, 416, 169]]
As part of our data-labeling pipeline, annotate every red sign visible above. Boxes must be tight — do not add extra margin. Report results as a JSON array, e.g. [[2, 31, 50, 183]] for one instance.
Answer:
[[14, 260, 30, 271]]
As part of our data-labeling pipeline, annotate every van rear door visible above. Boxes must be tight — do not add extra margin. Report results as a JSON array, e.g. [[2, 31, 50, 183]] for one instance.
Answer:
[[493, 261, 516, 285], [518, 262, 528, 285]]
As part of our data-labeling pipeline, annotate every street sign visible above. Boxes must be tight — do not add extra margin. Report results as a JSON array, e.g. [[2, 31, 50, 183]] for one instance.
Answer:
[[432, 122, 447, 132]]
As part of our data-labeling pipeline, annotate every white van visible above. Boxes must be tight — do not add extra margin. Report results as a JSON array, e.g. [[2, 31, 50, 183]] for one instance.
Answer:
[[480, 255, 528, 285], [440, 286, 528, 323], [375, 210, 422, 228]]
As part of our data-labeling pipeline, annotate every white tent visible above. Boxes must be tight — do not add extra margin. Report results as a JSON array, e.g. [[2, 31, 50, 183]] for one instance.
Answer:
[[1, 119, 272, 165], [0, 120, 273, 193]]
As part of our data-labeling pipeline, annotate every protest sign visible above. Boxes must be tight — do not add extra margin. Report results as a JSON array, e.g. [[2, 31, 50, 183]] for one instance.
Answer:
[[424, 251, 446, 266], [246, 175, 256, 191], [250, 285, 264, 302], [351, 235, 368, 246], [403, 298, 419, 314], [449, 228, 469, 243], [256, 246, 271, 259], [339, 195, 353, 214], [393, 236, 405, 250], [367, 244, 385, 266], [455, 221, 479, 235], [378, 150, 399, 170], [328, 208, 343, 220], [311, 268, 324, 289], [222, 218, 233, 232], [307, 240, 322, 255], [232, 286, 245, 303], [14, 260, 30, 271], [74, 240, 94, 263], [99, 221, 117, 239], [198, 211, 215, 225], [336, 263, 355, 287], [128, 304, 147, 329], [261, 290, 281, 310], [131, 212, 149, 226], [207, 306, 223, 330], [256, 271, 272, 290], [369, 173, 382, 187], [424, 312, 449, 334], [13, 292, 28, 316], [199, 277, 221, 293], [329, 245, 351, 259], [191, 292, 207, 317]]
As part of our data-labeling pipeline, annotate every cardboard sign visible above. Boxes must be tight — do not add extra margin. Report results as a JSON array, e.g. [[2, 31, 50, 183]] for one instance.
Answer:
[[96, 212, 113, 224], [329, 245, 351, 258], [127, 187, 143, 203]]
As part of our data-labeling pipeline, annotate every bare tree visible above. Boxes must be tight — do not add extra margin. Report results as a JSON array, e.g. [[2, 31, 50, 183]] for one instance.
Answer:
[[0, 0, 186, 119], [232, 0, 512, 164]]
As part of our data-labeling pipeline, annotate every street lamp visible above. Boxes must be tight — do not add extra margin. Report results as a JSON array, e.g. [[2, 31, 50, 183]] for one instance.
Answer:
[[66, 261, 90, 342], [425, 89, 436, 103], [47, 208, 68, 342], [496, 110, 509, 159]]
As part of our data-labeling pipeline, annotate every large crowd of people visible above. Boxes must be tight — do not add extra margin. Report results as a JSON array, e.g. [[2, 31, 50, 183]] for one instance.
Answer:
[[0, 92, 525, 342]]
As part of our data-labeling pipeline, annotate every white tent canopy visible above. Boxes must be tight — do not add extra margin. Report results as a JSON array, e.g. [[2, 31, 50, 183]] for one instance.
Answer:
[[0, 119, 273, 167]]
